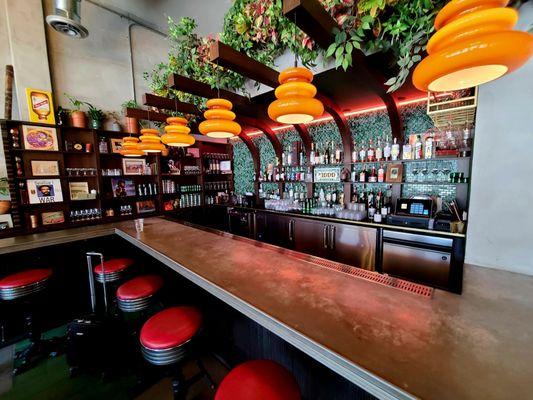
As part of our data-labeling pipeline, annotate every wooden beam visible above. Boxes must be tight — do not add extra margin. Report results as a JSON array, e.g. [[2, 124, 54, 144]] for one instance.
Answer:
[[293, 124, 312, 162], [282, 0, 403, 140], [238, 116, 283, 165], [142, 93, 201, 115], [124, 107, 169, 123], [210, 41, 279, 88], [283, 0, 336, 49]]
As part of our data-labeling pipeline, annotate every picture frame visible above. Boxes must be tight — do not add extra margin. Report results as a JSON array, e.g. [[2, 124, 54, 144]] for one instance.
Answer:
[[386, 163, 404, 183], [25, 88, 55, 125], [69, 181, 90, 200], [41, 211, 65, 225], [111, 178, 135, 197], [0, 214, 13, 229], [122, 158, 145, 175], [31, 160, 60, 176], [136, 200, 156, 215], [27, 179, 63, 204], [110, 138, 124, 153], [22, 125, 59, 151]]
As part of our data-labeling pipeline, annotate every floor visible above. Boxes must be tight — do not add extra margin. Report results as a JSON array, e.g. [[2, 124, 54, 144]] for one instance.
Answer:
[[0, 327, 228, 400]]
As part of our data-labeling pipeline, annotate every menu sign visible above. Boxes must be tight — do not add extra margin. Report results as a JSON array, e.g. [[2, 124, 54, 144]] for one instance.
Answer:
[[313, 167, 341, 183]]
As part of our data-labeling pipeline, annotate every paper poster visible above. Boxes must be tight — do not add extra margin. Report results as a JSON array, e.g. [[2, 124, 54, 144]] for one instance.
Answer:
[[27, 179, 63, 204], [26, 88, 56, 124]]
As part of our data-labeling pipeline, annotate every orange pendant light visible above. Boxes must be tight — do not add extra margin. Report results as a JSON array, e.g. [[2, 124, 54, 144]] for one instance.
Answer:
[[161, 117, 195, 147], [120, 136, 145, 157], [413, 0, 533, 92], [199, 98, 241, 139], [138, 128, 165, 153], [268, 66, 324, 124]]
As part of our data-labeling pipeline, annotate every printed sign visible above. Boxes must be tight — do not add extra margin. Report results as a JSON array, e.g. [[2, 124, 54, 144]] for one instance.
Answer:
[[313, 166, 341, 183], [27, 179, 63, 204]]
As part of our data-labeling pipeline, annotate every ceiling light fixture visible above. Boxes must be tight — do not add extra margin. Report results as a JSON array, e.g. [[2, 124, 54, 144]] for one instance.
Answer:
[[162, 116, 195, 147]]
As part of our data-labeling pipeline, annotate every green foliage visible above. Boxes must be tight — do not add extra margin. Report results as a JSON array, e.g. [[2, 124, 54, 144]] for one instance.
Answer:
[[64, 93, 84, 112], [121, 99, 139, 110], [85, 103, 105, 122]]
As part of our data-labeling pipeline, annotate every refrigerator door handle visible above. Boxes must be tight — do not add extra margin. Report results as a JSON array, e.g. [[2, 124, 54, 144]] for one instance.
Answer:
[[323, 225, 329, 249], [329, 225, 335, 250]]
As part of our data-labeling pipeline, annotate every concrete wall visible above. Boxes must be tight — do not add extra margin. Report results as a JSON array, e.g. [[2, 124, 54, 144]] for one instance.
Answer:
[[465, 3, 533, 274]]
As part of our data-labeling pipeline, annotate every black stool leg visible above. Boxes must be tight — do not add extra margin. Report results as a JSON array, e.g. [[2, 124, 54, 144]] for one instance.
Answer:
[[197, 358, 216, 390], [171, 369, 186, 400]]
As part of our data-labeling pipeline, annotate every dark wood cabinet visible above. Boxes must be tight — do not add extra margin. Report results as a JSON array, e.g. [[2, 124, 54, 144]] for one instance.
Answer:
[[327, 222, 376, 270], [292, 218, 329, 259]]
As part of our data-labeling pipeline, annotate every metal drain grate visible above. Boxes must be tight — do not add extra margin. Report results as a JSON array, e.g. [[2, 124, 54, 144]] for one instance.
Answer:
[[177, 219, 434, 298]]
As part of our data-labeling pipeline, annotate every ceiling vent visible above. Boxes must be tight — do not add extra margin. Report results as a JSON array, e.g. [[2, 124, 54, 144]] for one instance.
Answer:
[[46, 0, 88, 39]]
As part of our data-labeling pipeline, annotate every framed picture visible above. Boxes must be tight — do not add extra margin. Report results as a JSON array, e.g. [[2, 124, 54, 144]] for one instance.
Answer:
[[110, 138, 123, 153], [122, 158, 145, 175], [31, 160, 60, 176], [69, 181, 89, 200], [111, 178, 135, 197], [386, 163, 404, 183], [27, 179, 63, 204], [26, 88, 55, 124], [22, 125, 59, 151], [0, 214, 13, 229], [0, 178, 10, 201], [136, 200, 156, 215], [41, 211, 65, 225], [187, 148, 200, 158]]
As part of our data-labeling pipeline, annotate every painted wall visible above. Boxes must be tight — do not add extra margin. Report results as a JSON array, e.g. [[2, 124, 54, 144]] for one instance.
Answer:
[[465, 3, 533, 274]]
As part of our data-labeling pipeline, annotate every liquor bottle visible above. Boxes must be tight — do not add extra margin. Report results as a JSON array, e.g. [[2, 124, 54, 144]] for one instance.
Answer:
[[368, 166, 377, 183], [299, 145, 305, 166], [280, 167, 285, 182], [281, 149, 287, 166], [377, 164, 385, 183], [325, 144, 330, 165], [351, 141, 357, 163], [351, 167, 356, 182], [391, 137, 400, 161], [359, 143, 366, 163], [383, 137, 392, 161], [414, 135, 423, 160], [335, 143, 342, 164], [402, 143, 412, 160], [367, 140, 375, 162], [319, 146, 324, 165], [375, 138, 383, 161], [424, 135, 434, 159], [359, 167, 367, 183], [310, 143, 315, 165], [275, 167, 280, 182], [287, 146, 293, 166]]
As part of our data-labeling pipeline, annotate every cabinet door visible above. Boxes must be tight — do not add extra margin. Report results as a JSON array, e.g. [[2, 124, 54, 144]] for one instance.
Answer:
[[276, 215, 295, 249], [329, 223, 376, 270], [293, 218, 330, 259]]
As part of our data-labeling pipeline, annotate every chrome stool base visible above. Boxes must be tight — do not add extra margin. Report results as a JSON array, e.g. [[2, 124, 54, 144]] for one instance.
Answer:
[[0, 279, 49, 301], [117, 295, 154, 312], [141, 341, 190, 366]]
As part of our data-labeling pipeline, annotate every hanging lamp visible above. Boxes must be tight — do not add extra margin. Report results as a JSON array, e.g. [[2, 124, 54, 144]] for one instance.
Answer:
[[120, 136, 144, 157], [413, 0, 533, 92], [199, 63, 241, 139], [268, 15, 323, 124], [138, 128, 165, 153], [162, 116, 195, 146]]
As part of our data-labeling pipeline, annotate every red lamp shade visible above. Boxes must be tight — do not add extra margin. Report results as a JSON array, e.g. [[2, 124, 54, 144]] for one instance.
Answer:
[[413, 0, 533, 92]]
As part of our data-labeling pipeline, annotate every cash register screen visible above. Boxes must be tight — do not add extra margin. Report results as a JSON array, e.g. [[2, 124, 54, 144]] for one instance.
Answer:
[[409, 202, 429, 216], [397, 199, 432, 217]]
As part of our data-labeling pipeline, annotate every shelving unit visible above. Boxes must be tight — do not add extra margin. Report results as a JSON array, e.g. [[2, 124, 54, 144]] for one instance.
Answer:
[[0, 120, 234, 237]]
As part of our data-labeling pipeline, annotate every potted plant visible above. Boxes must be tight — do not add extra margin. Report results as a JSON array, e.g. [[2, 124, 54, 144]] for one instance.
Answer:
[[109, 112, 122, 131], [65, 94, 87, 128], [122, 100, 139, 134], [86, 103, 105, 129]]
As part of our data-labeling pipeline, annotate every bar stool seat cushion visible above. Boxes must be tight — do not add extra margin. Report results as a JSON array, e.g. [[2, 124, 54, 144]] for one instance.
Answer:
[[215, 360, 300, 400], [93, 258, 134, 275], [140, 306, 202, 350], [117, 275, 163, 300], [0, 269, 52, 289]]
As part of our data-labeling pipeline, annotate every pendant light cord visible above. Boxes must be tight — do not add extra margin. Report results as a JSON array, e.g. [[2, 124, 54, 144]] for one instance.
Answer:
[[293, 13, 298, 68], [216, 60, 221, 99]]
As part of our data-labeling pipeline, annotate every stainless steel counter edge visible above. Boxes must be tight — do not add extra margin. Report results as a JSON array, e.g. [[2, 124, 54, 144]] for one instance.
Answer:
[[229, 206, 466, 239], [115, 227, 416, 400]]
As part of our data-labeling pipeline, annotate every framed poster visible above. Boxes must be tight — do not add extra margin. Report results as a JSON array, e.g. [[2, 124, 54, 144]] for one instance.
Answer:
[[22, 125, 59, 151], [111, 178, 135, 197], [110, 138, 123, 153], [26, 88, 55, 124], [27, 179, 63, 204], [136, 200, 156, 214], [31, 160, 60, 176], [122, 158, 145, 175], [41, 211, 65, 225], [385, 164, 404, 183], [0, 214, 13, 229], [69, 182, 89, 200]]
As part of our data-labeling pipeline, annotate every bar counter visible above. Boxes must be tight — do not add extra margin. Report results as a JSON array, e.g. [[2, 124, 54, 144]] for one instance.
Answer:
[[1, 218, 532, 400]]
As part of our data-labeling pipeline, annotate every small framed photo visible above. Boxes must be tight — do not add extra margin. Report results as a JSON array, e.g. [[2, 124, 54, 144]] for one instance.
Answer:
[[110, 138, 123, 153], [27, 179, 63, 204], [111, 178, 135, 197], [22, 125, 59, 151], [187, 148, 200, 158], [41, 211, 65, 225], [31, 160, 60, 176], [136, 200, 156, 214], [122, 158, 145, 175], [386, 163, 404, 183], [69, 181, 89, 200]]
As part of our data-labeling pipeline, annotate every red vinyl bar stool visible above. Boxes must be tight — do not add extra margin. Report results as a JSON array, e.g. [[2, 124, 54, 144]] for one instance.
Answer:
[[0, 268, 54, 374], [116, 275, 163, 313], [215, 360, 301, 400], [139, 306, 214, 399], [93, 258, 134, 283]]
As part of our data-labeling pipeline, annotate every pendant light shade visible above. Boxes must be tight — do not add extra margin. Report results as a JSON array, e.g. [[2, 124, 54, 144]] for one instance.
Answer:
[[268, 67, 324, 124], [199, 98, 241, 139], [413, 0, 533, 92], [161, 117, 195, 147], [138, 128, 165, 153], [120, 136, 144, 157]]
